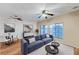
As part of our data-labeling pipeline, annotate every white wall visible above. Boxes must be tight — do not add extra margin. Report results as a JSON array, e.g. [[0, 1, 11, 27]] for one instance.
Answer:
[[37, 10, 79, 48], [0, 16, 37, 41]]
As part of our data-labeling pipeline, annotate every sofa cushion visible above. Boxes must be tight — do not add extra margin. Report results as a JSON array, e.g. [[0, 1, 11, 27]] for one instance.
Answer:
[[27, 40, 44, 53], [24, 38, 30, 44], [40, 34, 46, 39], [46, 34, 50, 38], [42, 38, 52, 44], [35, 36, 42, 41], [21, 39, 29, 54], [28, 40, 44, 48], [49, 35, 53, 41], [29, 37, 35, 43], [42, 38, 52, 42]]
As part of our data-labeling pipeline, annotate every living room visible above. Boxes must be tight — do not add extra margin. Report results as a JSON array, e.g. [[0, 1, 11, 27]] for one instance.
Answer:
[[0, 3, 79, 55]]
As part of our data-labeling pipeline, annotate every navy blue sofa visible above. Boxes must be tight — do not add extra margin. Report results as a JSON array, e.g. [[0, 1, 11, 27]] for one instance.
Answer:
[[21, 34, 53, 55]]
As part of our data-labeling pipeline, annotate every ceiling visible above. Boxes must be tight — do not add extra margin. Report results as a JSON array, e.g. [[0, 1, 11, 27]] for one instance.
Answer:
[[0, 3, 79, 22]]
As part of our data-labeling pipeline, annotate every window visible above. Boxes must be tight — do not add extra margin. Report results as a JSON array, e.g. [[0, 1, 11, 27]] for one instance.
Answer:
[[49, 23, 64, 39], [40, 25, 48, 35]]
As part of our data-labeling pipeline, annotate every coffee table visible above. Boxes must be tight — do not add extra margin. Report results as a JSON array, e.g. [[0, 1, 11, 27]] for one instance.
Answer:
[[45, 42, 60, 55], [51, 42, 60, 48], [45, 45, 59, 55]]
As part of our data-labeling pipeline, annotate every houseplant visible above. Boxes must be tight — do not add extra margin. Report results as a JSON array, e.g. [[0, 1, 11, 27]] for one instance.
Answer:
[[35, 29, 39, 35]]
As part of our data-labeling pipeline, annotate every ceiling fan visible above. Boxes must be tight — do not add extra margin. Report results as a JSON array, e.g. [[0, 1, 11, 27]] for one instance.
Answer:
[[38, 10, 54, 19], [10, 15, 22, 21]]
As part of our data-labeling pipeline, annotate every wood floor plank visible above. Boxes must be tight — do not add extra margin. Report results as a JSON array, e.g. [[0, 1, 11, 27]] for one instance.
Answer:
[[74, 48, 79, 55], [0, 40, 21, 55]]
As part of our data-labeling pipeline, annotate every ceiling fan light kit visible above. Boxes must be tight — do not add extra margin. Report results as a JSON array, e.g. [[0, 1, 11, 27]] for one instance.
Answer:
[[45, 16, 48, 19], [38, 10, 54, 19]]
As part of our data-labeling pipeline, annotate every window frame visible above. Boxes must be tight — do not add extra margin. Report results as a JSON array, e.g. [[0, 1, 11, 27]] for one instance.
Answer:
[[49, 23, 64, 39], [40, 25, 48, 35]]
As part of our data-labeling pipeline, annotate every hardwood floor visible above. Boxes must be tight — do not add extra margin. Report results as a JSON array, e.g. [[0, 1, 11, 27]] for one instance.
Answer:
[[0, 40, 21, 55], [1, 39, 79, 55], [74, 48, 79, 55]]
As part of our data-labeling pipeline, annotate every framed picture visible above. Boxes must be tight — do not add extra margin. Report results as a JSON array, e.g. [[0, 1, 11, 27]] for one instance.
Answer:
[[4, 23, 15, 33], [23, 24, 33, 33]]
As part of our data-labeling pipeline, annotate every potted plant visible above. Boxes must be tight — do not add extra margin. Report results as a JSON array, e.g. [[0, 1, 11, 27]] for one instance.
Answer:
[[35, 29, 39, 35]]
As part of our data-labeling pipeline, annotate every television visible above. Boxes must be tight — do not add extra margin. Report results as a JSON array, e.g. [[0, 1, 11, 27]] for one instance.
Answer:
[[4, 23, 15, 33]]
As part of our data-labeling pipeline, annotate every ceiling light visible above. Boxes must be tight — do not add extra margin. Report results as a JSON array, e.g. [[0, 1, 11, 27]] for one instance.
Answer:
[[42, 14, 47, 17]]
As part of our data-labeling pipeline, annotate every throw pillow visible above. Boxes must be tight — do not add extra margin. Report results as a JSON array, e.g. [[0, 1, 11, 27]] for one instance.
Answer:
[[46, 34, 50, 38], [29, 37, 35, 43]]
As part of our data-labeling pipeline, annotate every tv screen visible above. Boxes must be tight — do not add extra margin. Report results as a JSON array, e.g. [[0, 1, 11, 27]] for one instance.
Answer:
[[4, 24, 15, 33]]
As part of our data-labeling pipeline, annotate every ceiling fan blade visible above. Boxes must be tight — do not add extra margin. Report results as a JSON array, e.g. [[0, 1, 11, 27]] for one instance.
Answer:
[[38, 15, 42, 18], [10, 16, 22, 21], [42, 10, 46, 14], [45, 16, 47, 19], [16, 18, 22, 21], [46, 13, 54, 16]]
